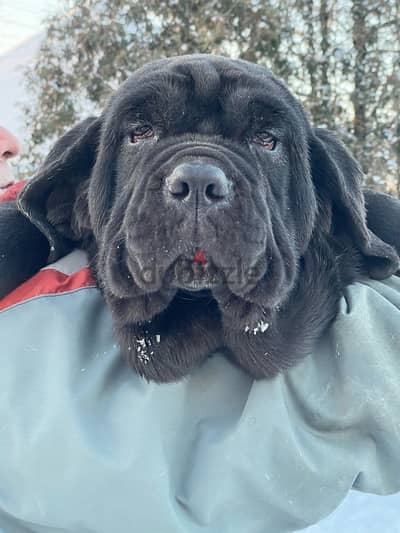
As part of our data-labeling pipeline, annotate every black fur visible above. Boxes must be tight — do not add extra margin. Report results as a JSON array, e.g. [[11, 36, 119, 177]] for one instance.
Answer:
[[0, 202, 49, 297], [3, 54, 400, 382]]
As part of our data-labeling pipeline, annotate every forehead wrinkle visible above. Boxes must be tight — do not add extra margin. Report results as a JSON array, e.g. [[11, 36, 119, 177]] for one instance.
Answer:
[[115, 72, 189, 127], [223, 83, 303, 137], [172, 61, 222, 107], [193, 64, 221, 104], [221, 87, 254, 136]]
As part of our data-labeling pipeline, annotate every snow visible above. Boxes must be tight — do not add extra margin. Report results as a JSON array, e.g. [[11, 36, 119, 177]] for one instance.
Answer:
[[303, 490, 400, 532], [135, 337, 151, 365], [245, 320, 269, 334]]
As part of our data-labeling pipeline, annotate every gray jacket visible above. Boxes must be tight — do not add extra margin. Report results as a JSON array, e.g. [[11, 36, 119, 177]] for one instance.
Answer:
[[0, 251, 400, 532]]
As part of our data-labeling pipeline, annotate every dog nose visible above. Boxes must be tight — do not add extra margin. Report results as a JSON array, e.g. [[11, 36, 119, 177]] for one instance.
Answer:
[[166, 163, 230, 204]]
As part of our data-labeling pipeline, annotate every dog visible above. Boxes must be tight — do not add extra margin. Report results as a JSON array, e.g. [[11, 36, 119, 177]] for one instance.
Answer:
[[7, 54, 400, 382]]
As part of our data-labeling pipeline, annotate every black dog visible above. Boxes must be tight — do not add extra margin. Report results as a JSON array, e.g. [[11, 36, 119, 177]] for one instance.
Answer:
[[3, 54, 400, 382]]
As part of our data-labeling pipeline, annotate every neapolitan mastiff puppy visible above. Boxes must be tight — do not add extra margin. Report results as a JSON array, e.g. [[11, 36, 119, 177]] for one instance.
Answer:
[[1, 54, 400, 382]]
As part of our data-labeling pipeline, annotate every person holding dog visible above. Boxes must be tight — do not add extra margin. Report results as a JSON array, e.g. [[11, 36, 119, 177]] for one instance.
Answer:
[[0, 125, 20, 188]]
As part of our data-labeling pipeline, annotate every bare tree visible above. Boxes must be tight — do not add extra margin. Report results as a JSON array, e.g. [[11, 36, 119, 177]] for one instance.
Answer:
[[21, 0, 400, 197]]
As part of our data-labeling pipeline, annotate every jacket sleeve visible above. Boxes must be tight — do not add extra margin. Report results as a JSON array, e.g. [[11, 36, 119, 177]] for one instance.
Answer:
[[0, 200, 49, 298], [0, 258, 399, 533]]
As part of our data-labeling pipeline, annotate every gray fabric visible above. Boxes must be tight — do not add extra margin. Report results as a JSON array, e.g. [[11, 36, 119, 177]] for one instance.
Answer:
[[0, 276, 400, 533]]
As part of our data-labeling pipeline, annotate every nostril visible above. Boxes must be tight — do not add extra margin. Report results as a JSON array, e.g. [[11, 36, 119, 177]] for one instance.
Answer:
[[167, 179, 190, 199], [175, 181, 190, 199], [205, 183, 225, 201]]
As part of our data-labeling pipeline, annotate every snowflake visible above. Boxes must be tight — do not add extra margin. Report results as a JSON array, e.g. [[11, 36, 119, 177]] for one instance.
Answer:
[[244, 321, 269, 335]]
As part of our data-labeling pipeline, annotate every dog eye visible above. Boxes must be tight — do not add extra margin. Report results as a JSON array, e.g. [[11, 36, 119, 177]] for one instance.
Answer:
[[252, 133, 276, 150], [129, 125, 154, 144]]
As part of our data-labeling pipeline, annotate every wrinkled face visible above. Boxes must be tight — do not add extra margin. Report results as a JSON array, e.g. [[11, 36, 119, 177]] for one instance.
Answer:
[[94, 56, 316, 320]]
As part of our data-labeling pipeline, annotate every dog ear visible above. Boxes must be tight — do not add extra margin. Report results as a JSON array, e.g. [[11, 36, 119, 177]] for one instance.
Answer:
[[87, 113, 120, 241], [18, 117, 101, 263], [310, 128, 399, 279]]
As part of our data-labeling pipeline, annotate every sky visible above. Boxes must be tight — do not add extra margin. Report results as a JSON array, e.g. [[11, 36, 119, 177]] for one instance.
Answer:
[[0, 0, 66, 55], [0, 0, 68, 140]]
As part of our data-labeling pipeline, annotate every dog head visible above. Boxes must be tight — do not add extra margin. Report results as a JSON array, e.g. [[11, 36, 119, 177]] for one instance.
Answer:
[[18, 54, 399, 379]]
